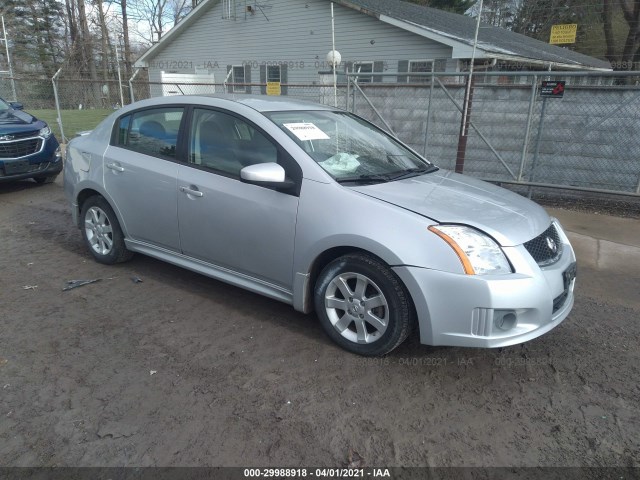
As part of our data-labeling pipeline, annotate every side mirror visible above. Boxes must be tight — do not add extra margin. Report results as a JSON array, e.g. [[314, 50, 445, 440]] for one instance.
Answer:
[[240, 162, 297, 193], [9, 102, 24, 110]]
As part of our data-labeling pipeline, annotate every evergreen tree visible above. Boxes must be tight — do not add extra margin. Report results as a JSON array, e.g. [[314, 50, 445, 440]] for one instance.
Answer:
[[0, 0, 65, 76]]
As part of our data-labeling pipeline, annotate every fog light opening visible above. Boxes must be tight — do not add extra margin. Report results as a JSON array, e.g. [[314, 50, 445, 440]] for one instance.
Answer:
[[494, 310, 517, 331]]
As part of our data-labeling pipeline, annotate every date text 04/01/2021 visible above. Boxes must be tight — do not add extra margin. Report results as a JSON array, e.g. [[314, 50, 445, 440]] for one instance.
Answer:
[[243, 468, 391, 477]]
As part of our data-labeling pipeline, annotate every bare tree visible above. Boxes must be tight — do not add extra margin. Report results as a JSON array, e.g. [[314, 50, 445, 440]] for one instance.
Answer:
[[170, 0, 191, 26], [95, 0, 111, 81], [121, 0, 133, 78], [130, 0, 169, 42], [619, 0, 640, 69], [602, 0, 617, 63], [77, 0, 100, 102]]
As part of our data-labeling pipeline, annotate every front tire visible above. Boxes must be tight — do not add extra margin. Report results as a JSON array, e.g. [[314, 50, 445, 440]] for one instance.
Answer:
[[80, 196, 133, 265], [314, 253, 414, 356]]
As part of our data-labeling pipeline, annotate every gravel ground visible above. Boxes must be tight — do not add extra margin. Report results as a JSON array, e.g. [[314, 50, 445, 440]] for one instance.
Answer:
[[1, 178, 639, 469]]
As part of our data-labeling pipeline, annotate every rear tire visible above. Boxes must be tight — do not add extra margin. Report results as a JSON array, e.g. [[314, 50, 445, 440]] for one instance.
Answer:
[[33, 175, 58, 184], [80, 196, 133, 265], [314, 253, 414, 356]]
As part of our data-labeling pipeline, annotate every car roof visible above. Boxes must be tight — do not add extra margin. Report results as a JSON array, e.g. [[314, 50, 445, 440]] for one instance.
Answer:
[[236, 96, 337, 112], [127, 95, 337, 113]]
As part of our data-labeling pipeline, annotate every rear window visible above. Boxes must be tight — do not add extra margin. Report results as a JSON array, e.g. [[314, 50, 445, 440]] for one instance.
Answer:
[[116, 107, 184, 158]]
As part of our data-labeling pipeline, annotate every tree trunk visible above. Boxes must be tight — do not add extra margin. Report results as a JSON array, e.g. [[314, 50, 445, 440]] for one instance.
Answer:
[[602, 0, 616, 64], [77, 0, 97, 78], [619, 0, 640, 69], [77, 0, 100, 107], [121, 0, 133, 80], [95, 0, 110, 83]]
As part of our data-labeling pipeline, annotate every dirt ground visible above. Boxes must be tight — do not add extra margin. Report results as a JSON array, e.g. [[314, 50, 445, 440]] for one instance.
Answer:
[[1, 178, 639, 468]]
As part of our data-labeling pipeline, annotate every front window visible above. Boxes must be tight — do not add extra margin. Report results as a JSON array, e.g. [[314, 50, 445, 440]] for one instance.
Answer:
[[267, 65, 281, 83], [189, 108, 278, 177], [264, 110, 436, 183], [231, 65, 246, 93], [352, 62, 373, 83], [0, 98, 10, 111], [408, 60, 432, 83]]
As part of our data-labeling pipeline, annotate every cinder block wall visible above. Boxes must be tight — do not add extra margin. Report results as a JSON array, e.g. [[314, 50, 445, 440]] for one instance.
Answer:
[[345, 84, 640, 193]]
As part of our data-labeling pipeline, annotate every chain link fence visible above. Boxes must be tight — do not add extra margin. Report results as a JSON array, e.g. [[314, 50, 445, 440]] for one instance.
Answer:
[[347, 71, 640, 196], [1, 70, 639, 198]]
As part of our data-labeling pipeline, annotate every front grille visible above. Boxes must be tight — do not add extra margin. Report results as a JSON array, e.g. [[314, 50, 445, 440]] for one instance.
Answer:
[[524, 223, 563, 266], [1, 130, 40, 140], [0, 138, 42, 158]]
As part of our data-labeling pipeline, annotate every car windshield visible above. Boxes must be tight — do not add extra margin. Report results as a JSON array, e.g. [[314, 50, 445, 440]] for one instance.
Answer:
[[264, 110, 437, 183], [0, 98, 10, 112]]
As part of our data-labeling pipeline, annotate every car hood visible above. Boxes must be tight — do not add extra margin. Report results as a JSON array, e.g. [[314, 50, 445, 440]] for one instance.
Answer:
[[0, 109, 44, 134], [350, 169, 550, 246]]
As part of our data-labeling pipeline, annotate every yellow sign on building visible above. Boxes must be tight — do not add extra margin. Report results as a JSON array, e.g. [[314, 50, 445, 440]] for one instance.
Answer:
[[550, 24, 577, 44], [266, 82, 281, 96]]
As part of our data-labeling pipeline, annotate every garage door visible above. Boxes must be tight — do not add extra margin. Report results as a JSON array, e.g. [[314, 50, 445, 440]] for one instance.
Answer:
[[160, 71, 216, 96]]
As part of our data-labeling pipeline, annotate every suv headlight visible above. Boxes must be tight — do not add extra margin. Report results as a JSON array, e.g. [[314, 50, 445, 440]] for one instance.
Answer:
[[39, 126, 52, 138], [429, 225, 512, 275]]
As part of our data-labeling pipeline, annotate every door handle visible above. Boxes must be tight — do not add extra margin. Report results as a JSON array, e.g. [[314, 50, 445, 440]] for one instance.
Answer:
[[180, 186, 204, 197], [106, 162, 125, 172]]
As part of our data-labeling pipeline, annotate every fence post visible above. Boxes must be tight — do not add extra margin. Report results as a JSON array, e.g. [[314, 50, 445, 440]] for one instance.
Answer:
[[518, 74, 537, 181], [350, 79, 396, 135], [435, 77, 517, 180], [422, 62, 435, 156], [1, 16, 17, 102], [115, 44, 125, 107], [51, 68, 66, 143], [129, 68, 141, 103], [346, 69, 351, 111], [455, 73, 475, 173], [528, 96, 548, 198]]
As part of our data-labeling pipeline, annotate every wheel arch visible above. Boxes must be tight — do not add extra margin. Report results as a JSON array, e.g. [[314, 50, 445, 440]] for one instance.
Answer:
[[75, 187, 128, 238], [299, 245, 417, 325], [76, 188, 102, 226]]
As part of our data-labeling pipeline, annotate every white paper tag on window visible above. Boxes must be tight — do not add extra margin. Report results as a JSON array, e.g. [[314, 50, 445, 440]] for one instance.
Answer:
[[283, 123, 330, 141]]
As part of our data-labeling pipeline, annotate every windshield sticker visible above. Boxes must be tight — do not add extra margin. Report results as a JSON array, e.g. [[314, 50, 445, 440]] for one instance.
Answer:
[[283, 123, 330, 141]]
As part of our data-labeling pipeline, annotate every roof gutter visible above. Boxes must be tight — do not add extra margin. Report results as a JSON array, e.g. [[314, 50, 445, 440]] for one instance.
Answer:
[[331, 0, 381, 20], [379, 14, 486, 59], [486, 53, 613, 72], [378, 13, 612, 72]]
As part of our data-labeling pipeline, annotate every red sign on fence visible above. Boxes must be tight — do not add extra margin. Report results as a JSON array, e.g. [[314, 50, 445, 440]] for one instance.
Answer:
[[540, 80, 565, 98]]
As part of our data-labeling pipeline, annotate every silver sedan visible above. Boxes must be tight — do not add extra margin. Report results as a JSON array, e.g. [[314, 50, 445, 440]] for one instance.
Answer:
[[64, 96, 576, 356]]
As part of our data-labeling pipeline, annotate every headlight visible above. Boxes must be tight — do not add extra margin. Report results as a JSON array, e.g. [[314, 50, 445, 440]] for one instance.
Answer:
[[39, 126, 52, 138], [429, 225, 512, 275]]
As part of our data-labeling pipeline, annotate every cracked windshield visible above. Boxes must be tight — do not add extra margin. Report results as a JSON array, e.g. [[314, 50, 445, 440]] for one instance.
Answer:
[[265, 110, 437, 183]]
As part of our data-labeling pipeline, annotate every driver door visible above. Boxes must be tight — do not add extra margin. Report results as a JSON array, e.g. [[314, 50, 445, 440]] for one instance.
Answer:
[[177, 108, 301, 289]]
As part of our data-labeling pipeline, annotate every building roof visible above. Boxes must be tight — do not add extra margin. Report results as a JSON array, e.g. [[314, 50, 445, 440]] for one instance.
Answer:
[[136, 0, 611, 71], [336, 0, 611, 70]]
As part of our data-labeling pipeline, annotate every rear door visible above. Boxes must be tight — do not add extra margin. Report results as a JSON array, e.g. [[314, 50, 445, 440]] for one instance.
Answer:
[[103, 106, 185, 251]]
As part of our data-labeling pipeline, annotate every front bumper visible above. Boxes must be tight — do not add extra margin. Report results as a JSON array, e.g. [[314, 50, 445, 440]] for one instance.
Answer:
[[394, 225, 576, 348]]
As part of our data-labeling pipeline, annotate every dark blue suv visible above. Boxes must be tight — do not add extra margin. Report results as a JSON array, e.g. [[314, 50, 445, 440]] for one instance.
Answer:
[[0, 97, 62, 184]]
